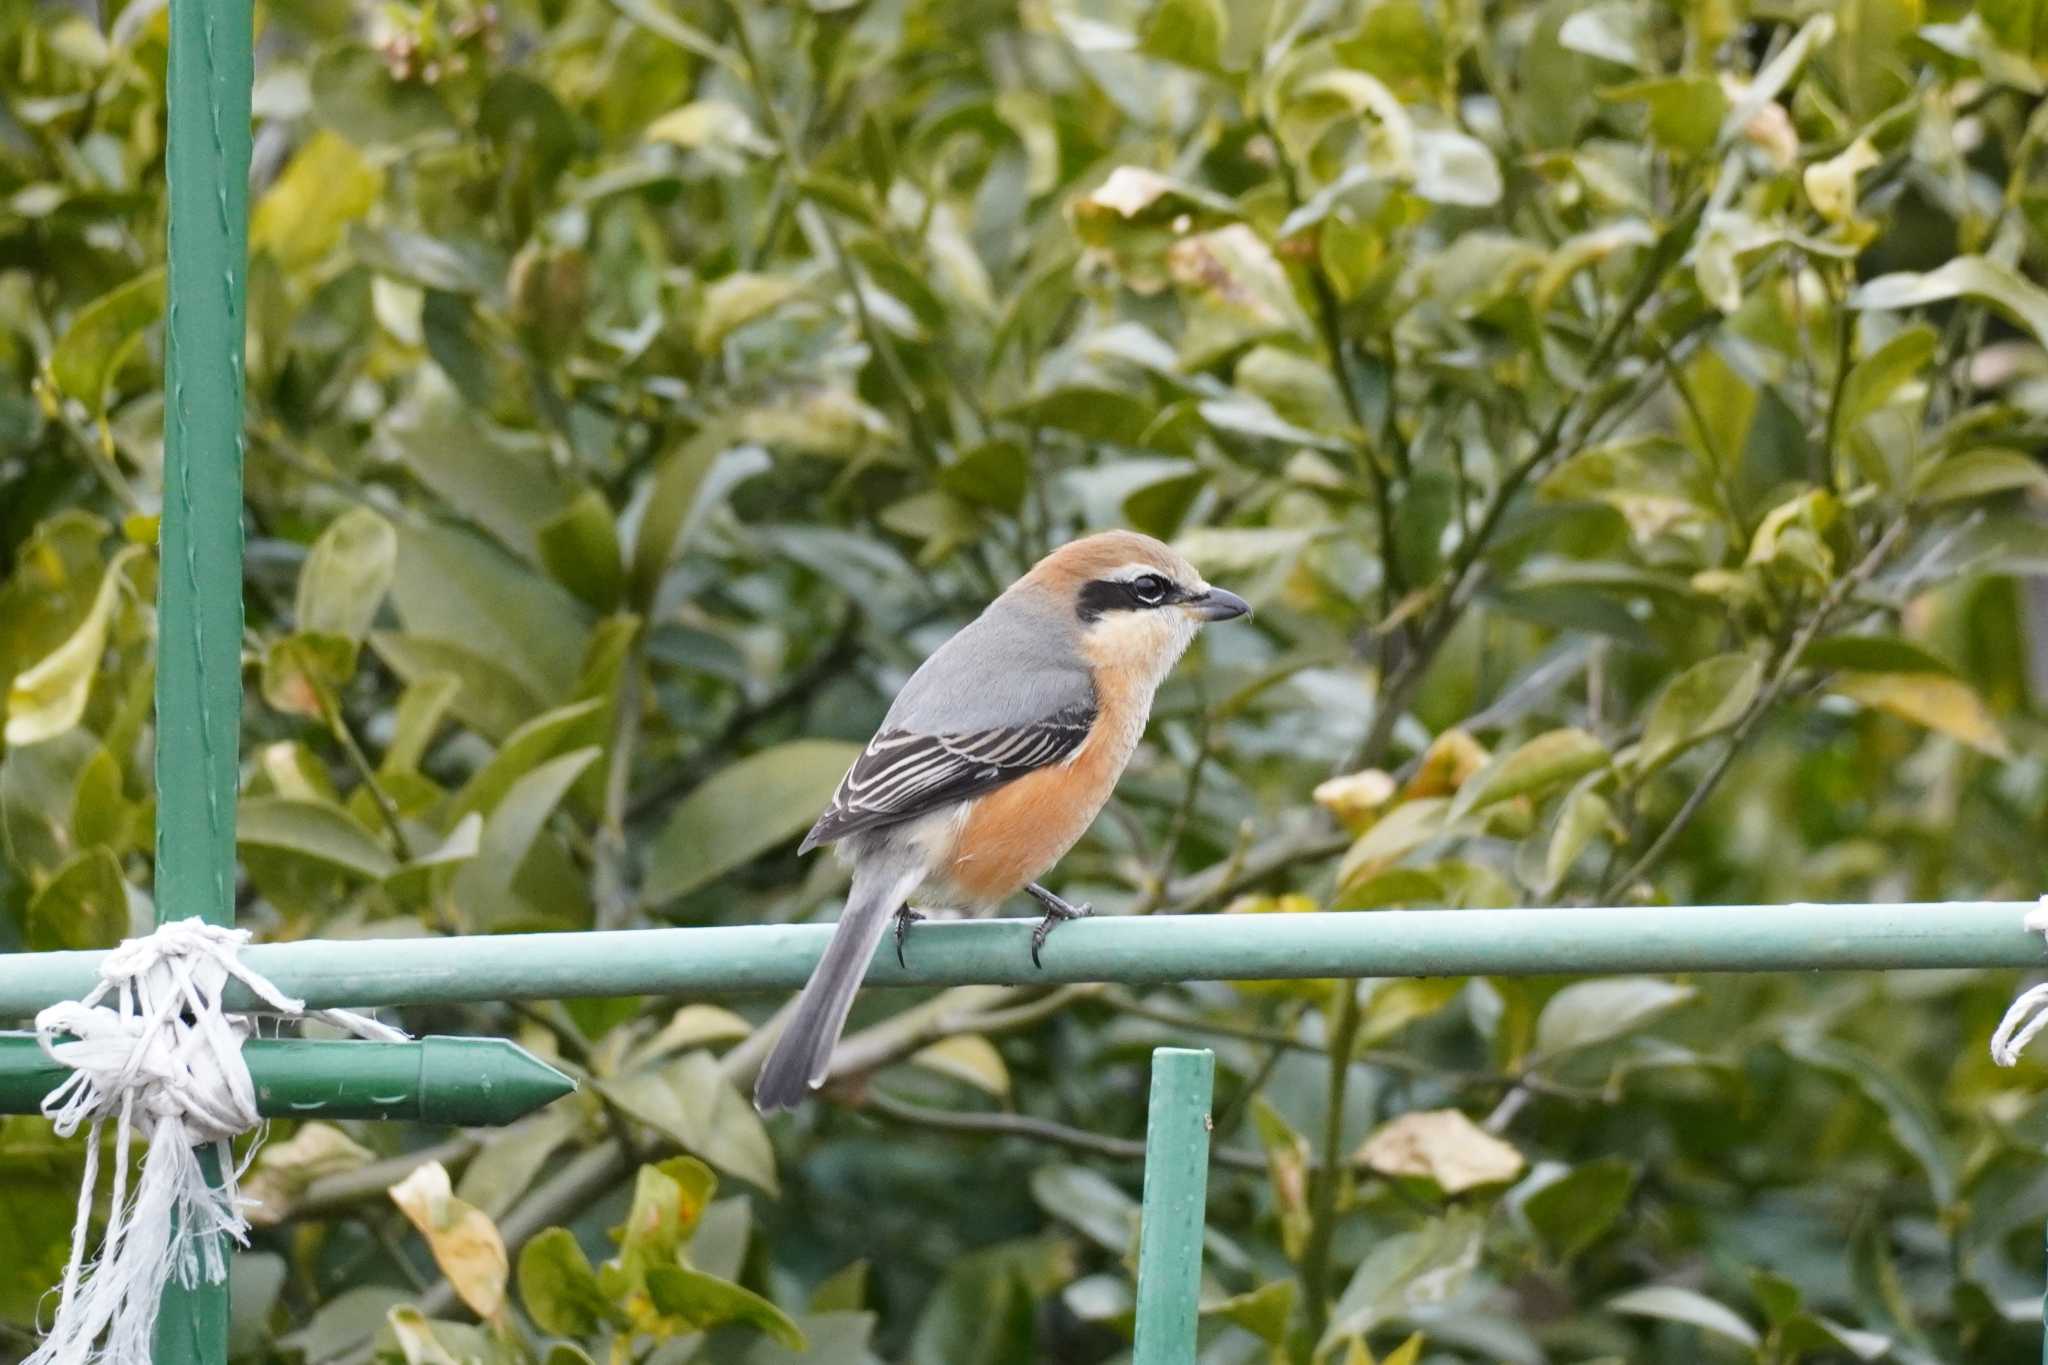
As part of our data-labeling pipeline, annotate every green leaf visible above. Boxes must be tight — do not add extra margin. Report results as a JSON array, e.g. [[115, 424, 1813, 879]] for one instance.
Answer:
[[1786, 1032, 1960, 1204], [1600, 76, 1727, 156], [27, 846, 128, 950], [5, 546, 140, 746], [518, 1228, 620, 1337], [1336, 798, 1450, 887], [370, 633, 549, 745], [448, 699, 606, 823], [808, 1260, 869, 1314], [1837, 324, 1936, 433], [1851, 255, 2048, 347], [1913, 447, 2048, 504], [1607, 1286, 1760, 1348], [938, 441, 1030, 514], [643, 739, 863, 904], [1801, 635, 1957, 676], [599, 1056, 779, 1193], [537, 489, 625, 611], [1633, 652, 1762, 775], [600, 0, 736, 65], [1520, 1157, 1638, 1260], [631, 438, 772, 601], [451, 746, 600, 926], [457, 1109, 579, 1220], [1411, 128, 1504, 206], [1829, 672, 2011, 757], [382, 393, 573, 562], [1449, 728, 1609, 821], [1533, 978, 1695, 1060], [1542, 780, 1613, 894], [1201, 1280, 1294, 1344], [1004, 385, 1157, 447], [645, 1266, 807, 1349], [1558, 0, 1650, 66], [50, 270, 166, 414], [298, 507, 396, 643], [349, 224, 505, 295], [1139, 0, 1226, 71], [695, 272, 803, 352], [251, 131, 383, 271], [1029, 1165, 1137, 1256], [236, 796, 398, 881], [613, 1156, 719, 1279], [1319, 1212, 1482, 1348], [393, 520, 590, 700]]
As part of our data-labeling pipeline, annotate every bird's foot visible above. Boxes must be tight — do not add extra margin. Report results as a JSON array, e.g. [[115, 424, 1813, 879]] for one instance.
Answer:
[[1024, 883, 1092, 969], [893, 904, 927, 969]]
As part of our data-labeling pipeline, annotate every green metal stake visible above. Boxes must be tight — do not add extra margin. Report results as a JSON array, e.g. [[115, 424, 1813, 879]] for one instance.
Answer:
[[1132, 1047, 1216, 1365], [155, 0, 251, 1349], [0, 1035, 576, 1125]]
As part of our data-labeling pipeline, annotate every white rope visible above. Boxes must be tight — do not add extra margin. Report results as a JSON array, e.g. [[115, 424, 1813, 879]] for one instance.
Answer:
[[1990, 899, 2048, 1068], [29, 918, 404, 1365]]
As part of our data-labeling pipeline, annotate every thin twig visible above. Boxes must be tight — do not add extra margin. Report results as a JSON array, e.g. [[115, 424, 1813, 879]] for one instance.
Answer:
[[1603, 516, 1912, 897], [1299, 983, 1362, 1340], [860, 1090, 1270, 1172]]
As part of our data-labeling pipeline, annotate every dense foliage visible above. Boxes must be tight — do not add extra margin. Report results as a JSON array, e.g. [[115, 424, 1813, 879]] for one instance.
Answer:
[[5, 0, 2048, 1356]]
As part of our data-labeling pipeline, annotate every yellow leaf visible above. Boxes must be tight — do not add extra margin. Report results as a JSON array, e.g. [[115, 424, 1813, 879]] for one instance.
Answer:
[[1832, 672, 2010, 758], [910, 1034, 1011, 1097], [1356, 1109, 1525, 1193], [1804, 137, 1879, 224], [5, 545, 142, 745], [1313, 769, 1398, 833], [389, 1162, 509, 1319], [251, 131, 383, 271], [1380, 1332, 1426, 1365], [1401, 730, 1489, 799]]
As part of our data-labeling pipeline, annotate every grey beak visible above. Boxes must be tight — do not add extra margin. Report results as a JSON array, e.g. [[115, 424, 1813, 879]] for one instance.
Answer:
[[1190, 587, 1251, 621]]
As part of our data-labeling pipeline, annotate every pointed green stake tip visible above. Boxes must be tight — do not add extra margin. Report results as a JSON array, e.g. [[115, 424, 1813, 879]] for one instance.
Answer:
[[418, 1036, 577, 1126]]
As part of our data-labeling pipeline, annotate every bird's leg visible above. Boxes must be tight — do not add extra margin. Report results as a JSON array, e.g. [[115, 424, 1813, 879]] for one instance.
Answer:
[[1024, 883, 1092, 968], [892, 903, 927, 969]]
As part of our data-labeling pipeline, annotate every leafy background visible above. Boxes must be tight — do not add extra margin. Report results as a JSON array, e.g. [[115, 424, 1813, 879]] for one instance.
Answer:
[[4, 0, 2048, 1356]]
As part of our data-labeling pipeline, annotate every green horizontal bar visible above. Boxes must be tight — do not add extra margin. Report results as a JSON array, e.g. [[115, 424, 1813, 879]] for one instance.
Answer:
[[0, 1035, 574, 1125], [0, 903, 2038, 1014]]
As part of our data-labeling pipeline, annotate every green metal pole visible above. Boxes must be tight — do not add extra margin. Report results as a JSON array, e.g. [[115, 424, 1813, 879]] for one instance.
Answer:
[[0, 902, 2039, 1014], [154, 0, 251, 1350], [0, 1035, 574, 1124], [1132, 1047, 1215, 1365]]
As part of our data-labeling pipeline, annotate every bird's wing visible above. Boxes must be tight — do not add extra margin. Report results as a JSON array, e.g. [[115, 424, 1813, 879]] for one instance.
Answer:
[[799, 702, 1097, 851]]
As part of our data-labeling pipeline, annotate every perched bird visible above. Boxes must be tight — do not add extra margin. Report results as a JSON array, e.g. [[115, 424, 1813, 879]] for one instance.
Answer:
[[753, 530, 1250, 1113]]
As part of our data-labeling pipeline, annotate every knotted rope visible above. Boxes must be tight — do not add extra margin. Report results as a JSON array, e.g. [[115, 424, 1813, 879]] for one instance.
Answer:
[[30, 918, 403, 1365], [1990, 899, 2048, 1068]]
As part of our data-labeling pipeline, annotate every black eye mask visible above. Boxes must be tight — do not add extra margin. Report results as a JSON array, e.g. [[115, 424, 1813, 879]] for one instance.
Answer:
[[1076, 573, 1181, 621]]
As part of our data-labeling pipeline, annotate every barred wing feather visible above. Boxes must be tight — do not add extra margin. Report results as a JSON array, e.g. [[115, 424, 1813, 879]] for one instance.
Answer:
[[799, 703, 1096, 851]]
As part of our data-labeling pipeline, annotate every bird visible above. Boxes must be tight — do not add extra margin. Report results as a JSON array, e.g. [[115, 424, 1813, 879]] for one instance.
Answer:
[[752, 529, 1250, 1113]]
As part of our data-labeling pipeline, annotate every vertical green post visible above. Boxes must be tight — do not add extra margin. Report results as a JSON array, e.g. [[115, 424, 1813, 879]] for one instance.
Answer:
[[153, 0, 251, 1351], [1132, 1047, 1216, 1365]]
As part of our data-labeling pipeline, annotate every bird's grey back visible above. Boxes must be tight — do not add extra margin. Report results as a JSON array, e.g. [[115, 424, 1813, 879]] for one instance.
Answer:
[[883, 583, 1091, 733]]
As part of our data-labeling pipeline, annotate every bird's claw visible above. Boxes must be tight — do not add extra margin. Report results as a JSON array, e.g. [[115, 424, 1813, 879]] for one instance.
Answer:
[[893, 905, 927, 969], [1028, 898, 1092, 969]]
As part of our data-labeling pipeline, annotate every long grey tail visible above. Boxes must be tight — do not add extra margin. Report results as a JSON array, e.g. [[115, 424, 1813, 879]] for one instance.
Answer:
[[753, 861, 922, 1114]]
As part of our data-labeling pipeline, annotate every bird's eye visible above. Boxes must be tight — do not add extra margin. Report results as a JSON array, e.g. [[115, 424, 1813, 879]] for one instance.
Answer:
[[1129, 574, 1170, 605]]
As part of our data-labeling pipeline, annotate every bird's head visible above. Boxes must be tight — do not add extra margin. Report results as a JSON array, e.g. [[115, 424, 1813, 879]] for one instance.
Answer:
[[1023, 530, 1250, 677]]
